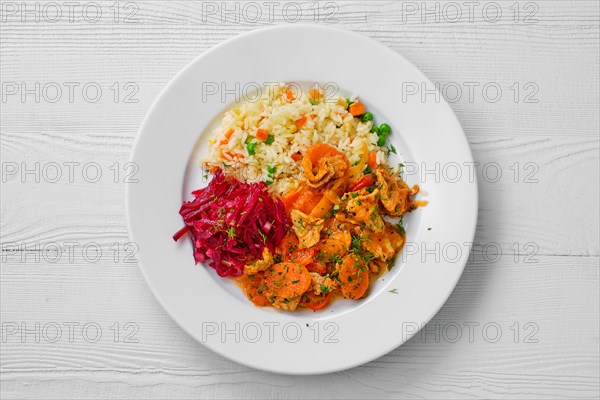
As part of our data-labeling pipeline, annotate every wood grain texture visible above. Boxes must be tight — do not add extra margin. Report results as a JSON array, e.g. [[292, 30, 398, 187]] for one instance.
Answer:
[[1, 1, 599, 399], [0, 257, 598, 399]]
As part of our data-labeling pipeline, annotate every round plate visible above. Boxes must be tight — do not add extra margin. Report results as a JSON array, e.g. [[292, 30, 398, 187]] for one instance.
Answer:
[[127, 25, 477, 375]]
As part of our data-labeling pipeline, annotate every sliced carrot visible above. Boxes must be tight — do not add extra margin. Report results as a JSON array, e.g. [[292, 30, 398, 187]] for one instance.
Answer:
[[281, 188, 304, 213], [293, 189, 324, 215], [281, 186, 323, 215], [305, 143, 345, 166], [310, 195, 333, 219], [339, 255, 369, 300], [368, 152, 378, 169], [238, 274, 269, 306], [278, 233, 315, 265], [285, 89, 294, 103], [264, 262, 311, 299], [300, 291, 332, 310], [278, 232, 299, 258], [256, 128, 269, 141], [291, 152, 303, 162], [294, 115, 308, 129], [319, 238, 347, 259], [287, 247, 316, 267], [349, 101, 365, 116]]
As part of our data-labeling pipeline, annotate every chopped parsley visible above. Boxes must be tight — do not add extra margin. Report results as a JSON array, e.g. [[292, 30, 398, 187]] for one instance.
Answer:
[[265, 165, 276, 185], [315, 251, 325, 263], [349, 234, 375, 263], [320, 284, 332, 294], [327, 253, 343, 265], [396, 216, 406, 235], [226, 226, 236, 238], [387, 257, 396, 271], [257, 229, 267, 244]]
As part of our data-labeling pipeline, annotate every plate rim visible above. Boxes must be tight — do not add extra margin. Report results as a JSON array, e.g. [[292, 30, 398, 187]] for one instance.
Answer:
[[127, 24, 478, 375]]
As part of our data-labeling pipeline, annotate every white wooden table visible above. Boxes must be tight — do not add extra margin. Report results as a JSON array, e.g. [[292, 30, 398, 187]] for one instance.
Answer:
[[1, 1, 599, 398]]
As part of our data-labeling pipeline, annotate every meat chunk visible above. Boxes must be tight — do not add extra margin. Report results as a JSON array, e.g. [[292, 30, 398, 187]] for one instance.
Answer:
[[323, 218, 358, 236], [291, 209, 324, 248], [302, 156, 334, 187], [375, 166, 417, 216], [370, 259, 388, 274], [375, 167, 401, 213], [302, 154, 348, 188], [271, 296, 302, 311], [360, 222, 405, 262], [318, 230, 351, 263], [243, 247, 274, 275], [309, 272, 338, 295], [336, 188, 385, 232]]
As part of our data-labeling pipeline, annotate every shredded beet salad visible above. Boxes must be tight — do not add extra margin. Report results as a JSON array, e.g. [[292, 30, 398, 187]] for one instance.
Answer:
[[173, 169, 288, 277]]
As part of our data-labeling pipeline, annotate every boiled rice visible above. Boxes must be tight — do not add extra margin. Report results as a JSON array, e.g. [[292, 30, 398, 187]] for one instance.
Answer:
[[203, 83, 388, 195]]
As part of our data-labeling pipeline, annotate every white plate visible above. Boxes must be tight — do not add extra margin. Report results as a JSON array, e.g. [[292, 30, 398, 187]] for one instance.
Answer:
[[127, 25, 477, 375]]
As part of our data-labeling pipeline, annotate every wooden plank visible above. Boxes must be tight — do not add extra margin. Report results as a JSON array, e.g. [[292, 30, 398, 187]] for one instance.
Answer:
[[1, 3, 599, 139], [1, 1, 599, 398], [0, 256, 598, 398]]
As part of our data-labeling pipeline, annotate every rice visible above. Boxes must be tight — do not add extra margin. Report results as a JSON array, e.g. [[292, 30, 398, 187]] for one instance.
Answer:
[[203, 83, 388, 196]]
